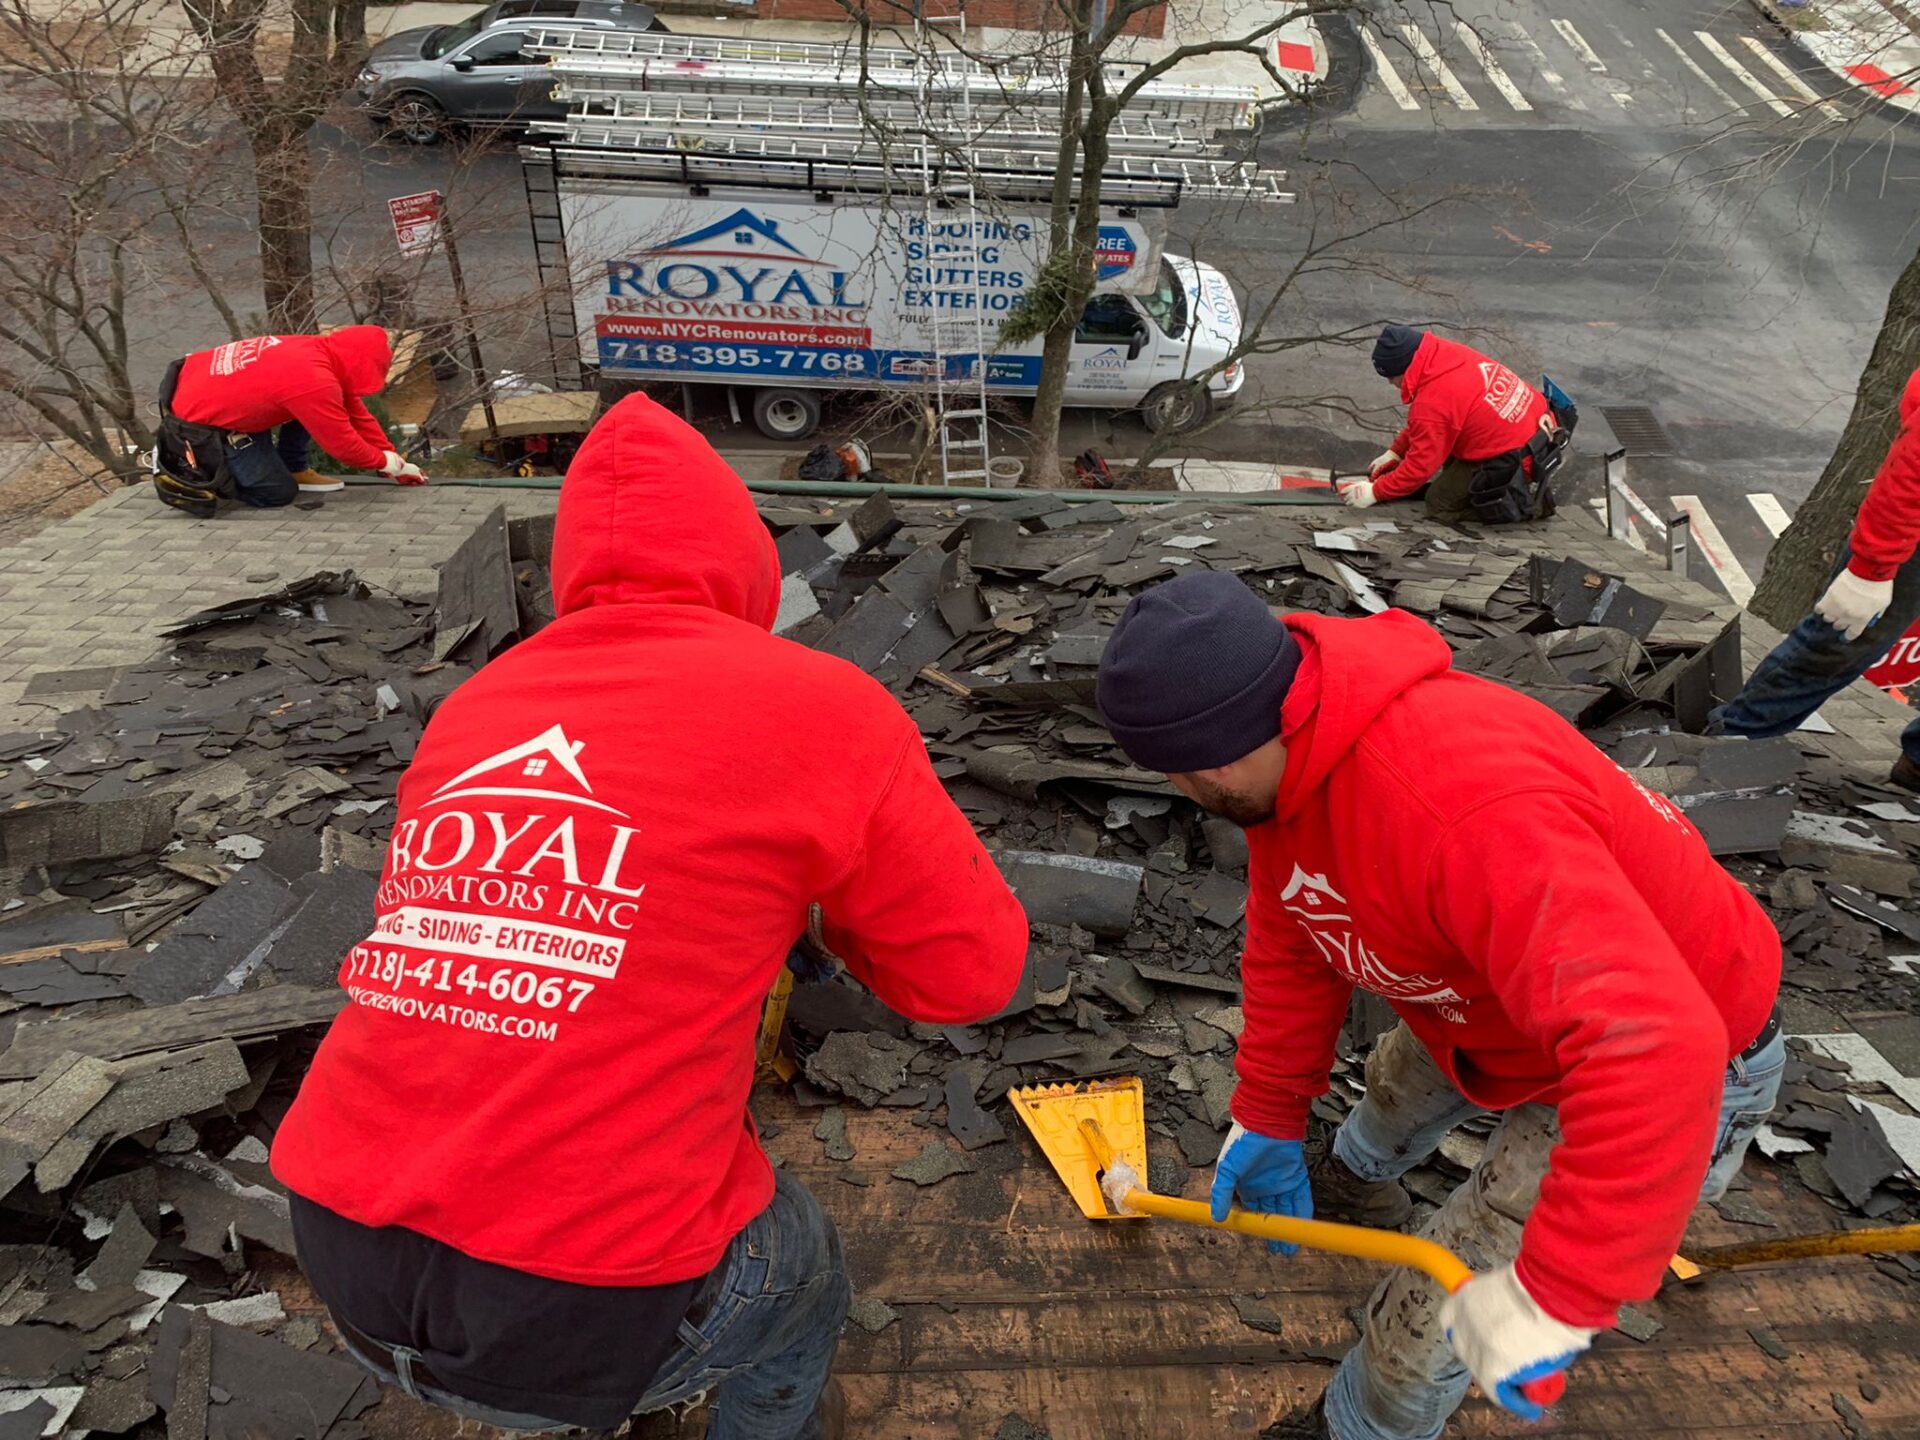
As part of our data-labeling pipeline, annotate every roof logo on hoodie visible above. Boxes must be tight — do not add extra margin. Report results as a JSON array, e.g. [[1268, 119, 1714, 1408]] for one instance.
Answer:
[[424, 724, 630, 817], [1280, 863, 1464, 1008], [210, 336, 281, 377]]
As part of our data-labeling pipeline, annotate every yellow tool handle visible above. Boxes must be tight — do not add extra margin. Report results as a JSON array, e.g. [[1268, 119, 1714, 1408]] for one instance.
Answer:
[[1687, 1224, 1920, 1270], [1117, 1190, 1474, 1293]]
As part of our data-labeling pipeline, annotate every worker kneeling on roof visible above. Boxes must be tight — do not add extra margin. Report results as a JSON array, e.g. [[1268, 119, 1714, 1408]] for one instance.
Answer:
[[270, 394, 1029, 1440], [1339, 325, 1572, 525], [1095, 571, 1783, 1440], [150, 326, 426, 516]]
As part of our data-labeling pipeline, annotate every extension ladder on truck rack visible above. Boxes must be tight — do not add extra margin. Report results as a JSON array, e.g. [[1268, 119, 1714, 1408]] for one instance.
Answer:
[[524, 27, 1261, 138]]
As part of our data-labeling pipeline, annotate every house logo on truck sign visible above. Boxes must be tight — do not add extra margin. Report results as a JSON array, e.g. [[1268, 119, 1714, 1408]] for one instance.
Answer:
[[599, 208, 873, 350]]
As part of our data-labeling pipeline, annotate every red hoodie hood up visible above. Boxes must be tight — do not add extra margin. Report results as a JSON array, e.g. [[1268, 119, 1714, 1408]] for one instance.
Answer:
[[1232, 610, 1780, 1329], [550, 394, 781, 626], [322, 325, 395, 397], [272, 392, 1027, 1290]]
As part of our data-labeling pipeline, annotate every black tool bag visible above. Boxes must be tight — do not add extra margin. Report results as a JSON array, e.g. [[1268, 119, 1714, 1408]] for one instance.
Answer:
[[1468, 427, 1571, 525], [153, 358, 235, 503]]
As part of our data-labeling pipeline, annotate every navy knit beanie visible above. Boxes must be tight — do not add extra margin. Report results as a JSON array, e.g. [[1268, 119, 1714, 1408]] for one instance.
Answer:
[[1372, 324, 1424, 378], [1096, 570, 1300, 774]]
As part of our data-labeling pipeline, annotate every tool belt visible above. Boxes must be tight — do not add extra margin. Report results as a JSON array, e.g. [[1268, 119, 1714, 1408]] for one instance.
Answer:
[[1467, 415, 1575, 526], [151, 358, 235, 517]]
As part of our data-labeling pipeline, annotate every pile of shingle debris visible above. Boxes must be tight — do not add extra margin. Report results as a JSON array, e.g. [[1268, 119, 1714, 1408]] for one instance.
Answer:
[[0, 493, 1914, 1435]]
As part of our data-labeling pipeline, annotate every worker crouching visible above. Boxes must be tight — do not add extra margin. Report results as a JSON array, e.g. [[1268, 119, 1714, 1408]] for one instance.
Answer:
[[1095, 571, 1784, 1440], [269, 394, 1030, 1438], [150, 326, 426, 516]]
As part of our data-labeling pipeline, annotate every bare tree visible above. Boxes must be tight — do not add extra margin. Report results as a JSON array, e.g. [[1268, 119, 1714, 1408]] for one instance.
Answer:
[[1750, 245, 1920, 627], [182, 0, 369, 330]]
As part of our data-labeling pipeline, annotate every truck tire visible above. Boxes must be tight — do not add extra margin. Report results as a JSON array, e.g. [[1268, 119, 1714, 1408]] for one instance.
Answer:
[[1140, 382, 1211, 434], [752, 389, 822, 441]]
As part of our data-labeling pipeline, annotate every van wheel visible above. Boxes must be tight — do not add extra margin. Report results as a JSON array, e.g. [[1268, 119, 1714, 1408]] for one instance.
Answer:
[[1140, 382, 1211, 434], [384, 94, 447, 145], [752, 389, 822, 442]]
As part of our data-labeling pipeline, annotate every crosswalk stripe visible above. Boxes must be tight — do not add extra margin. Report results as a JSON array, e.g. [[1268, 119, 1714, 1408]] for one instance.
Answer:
[[1654, 27, 1744, 116], [1673, 494, 1756, 604], [1454, 20, 1532, 111], [1738, 36, 1849, 122], [1696, 33, 1795, 117], [1550, 18, 1608, 72], [1402, 24, 1479, 110], [1509, 25, 1586, 109], [1360, 23, 1420, 110], [1748, 492, 1793, 537]]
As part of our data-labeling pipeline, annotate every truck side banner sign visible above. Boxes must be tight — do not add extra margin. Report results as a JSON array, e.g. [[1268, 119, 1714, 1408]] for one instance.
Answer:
[[561, 190, 1163, 382]]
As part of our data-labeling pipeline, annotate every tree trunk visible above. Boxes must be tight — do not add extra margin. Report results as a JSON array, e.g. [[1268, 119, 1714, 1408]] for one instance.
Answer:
[[253, 118, 316, 332], [1024, 1, 1091, 485], [1750, 244, 1920, 628]]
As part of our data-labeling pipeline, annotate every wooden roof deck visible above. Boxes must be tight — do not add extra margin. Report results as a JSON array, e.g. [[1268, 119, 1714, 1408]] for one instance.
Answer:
[[766, 1093, 1917, 1440]]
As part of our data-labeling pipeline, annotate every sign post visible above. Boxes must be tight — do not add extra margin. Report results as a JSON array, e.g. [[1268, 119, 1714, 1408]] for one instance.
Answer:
[[388, 190, 499, 445]]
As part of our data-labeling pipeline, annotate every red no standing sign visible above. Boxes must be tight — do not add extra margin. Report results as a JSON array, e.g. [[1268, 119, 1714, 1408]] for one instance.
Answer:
[[388, 191, 443, 257], [1864, 615, 1920, 691]]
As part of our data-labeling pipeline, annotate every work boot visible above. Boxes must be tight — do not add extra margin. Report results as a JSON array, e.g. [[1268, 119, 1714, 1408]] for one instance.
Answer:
[[809, 1376, 847, 1440], [291, 468, 345, 494], [1260, 1394, 1332, 1439], [1307, 1150, 1413, 1228], [1892, 755, 1920, 795]]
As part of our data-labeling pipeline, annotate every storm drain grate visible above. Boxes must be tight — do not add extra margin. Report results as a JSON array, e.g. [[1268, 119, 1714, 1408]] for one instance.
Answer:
[[1599, 404, 1676, 457]]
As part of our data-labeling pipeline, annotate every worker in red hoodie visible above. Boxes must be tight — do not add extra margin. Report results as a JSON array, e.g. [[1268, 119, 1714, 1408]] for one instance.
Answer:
[[270, 394, 1029, 1439], [1338, 326, 1566, 523], [1096, 571, 1783, 1440], [1714, 365, 1920, 793], [155, 326, 425, 514]]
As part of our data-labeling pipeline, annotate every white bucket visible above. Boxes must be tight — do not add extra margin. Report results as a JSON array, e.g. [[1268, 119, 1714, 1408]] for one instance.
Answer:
[[986, 456, 1025, 489]]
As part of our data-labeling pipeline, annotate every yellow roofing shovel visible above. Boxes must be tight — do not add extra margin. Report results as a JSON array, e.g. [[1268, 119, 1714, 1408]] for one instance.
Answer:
[[1009, 1078, 1567, 1409]]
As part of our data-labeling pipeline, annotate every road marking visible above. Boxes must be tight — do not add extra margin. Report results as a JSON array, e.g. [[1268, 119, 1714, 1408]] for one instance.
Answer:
[[1739, 35, 1848, 121], [1551, 18, 1635, 106], [1510, 24, 1586, 109], [1551, 18, 1607, 72], [1748, 492, 1793, 537], [1672, 495, 1756, 604], [1696, 33, 1795, 117], [1454, 20, 1532, 110], [1402, 24, 1479, 110], [1359, 24, 1421, 110], [1654, 27, 1743, 116]]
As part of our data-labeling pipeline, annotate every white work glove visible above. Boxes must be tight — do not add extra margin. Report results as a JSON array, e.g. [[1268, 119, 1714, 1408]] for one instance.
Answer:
[[380, 449, 429, 486], [1813, 567, 1893, 642], [1441, 1262, 1593, 1422], [1336, 478, 1377, 509], [1368, 448, 1402, 479]]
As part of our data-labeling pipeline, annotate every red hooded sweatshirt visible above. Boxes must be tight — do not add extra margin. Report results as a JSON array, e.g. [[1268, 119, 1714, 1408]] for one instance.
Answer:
[[1843, 366, 1920, 583], [1377, 334, 1552, 500], [1231, 611, 1780, 1329], [272, 393, 1029, 1287], [171, 327, 396, 472]]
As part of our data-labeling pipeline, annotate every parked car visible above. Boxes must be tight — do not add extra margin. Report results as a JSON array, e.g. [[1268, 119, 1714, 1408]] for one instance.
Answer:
[[354, 0, 666, 144]]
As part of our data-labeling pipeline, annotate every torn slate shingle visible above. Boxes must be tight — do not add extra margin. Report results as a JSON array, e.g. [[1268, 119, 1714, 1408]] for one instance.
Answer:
[[1230, 1294, 1286, 1336], [803, 1032, 914, 1108], [944, 1067, 1007, 1151], [813, 1106, 855, 1162], [125, 863, 296, 1006], [995, 851, 1143, 937], [847, 1297, 898, 1334], [891, 1140, 976, 1187]]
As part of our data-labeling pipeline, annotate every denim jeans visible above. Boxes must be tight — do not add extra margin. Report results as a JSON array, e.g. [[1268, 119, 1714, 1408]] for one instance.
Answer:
[[1321, 1020, 1785, 1440], [224, 419, 308, 508], [1711, 544, 1920, 767], [336, 1172, 852, 1439]]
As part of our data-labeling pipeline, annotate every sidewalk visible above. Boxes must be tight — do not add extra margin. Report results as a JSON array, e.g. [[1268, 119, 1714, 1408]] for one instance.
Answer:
[[1753, 0, 1920, 112], [7, 0, 1323, 98]]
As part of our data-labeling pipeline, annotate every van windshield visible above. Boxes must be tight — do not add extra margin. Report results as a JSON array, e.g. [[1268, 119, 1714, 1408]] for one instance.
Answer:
[[1136, 261, 1188, 341], [425, 14, 487, 57]]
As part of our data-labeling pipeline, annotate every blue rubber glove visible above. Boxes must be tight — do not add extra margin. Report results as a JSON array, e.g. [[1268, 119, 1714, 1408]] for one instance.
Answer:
[[1209, 1121, 1311, 1255], [1441, 1262, 1594, 1422]]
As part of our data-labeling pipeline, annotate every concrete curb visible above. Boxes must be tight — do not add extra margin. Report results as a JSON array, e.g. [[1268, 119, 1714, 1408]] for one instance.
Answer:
[[1746, 0, 1920, 112]]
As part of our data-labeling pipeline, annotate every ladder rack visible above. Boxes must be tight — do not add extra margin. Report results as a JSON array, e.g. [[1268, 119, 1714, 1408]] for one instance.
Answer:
[[534, 141, 1287, 206]]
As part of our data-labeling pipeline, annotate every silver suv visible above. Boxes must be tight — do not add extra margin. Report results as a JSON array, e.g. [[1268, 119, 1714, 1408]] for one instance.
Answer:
[[354, 0, 665, 144]]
